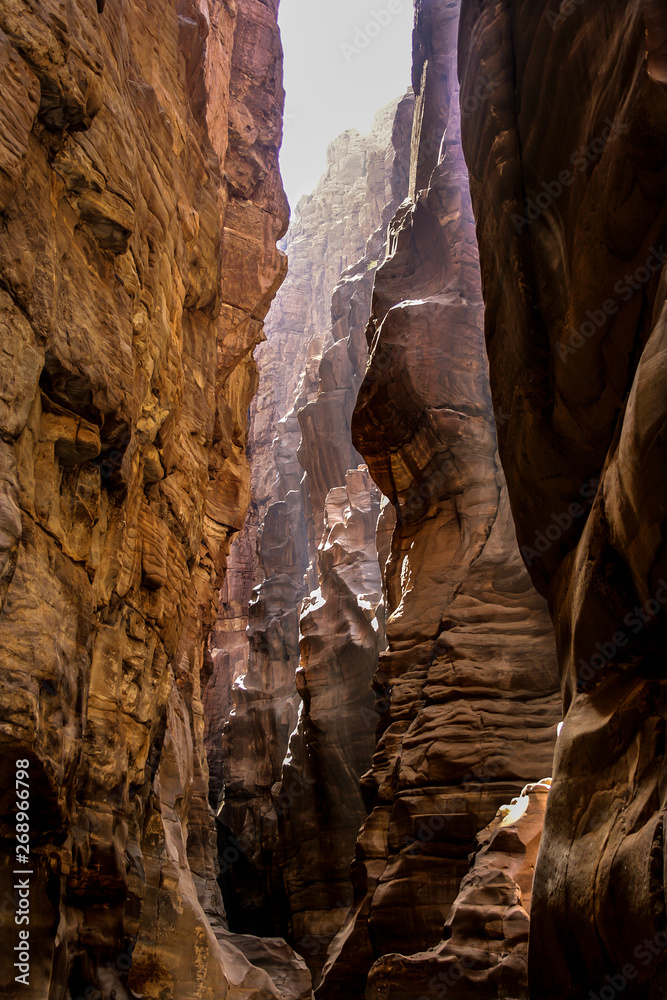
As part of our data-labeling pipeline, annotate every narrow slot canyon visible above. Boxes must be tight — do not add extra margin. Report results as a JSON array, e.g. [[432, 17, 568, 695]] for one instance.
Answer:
[[0, 3, 665, 1000]]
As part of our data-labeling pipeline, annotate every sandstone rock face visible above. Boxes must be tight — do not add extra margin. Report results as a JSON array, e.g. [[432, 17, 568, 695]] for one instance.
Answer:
[[269, 100, 416, 977], [458, 2, 667, 997], [204, 518, 257, 808], [318, 3, 560, 995], [206, 101, 410, 823], [211, 95, 415, 979], [0, 1, 295, 998], [218, 485, 308, 937], [276, 468, 384, 981], [365, 779, 552, 1000]]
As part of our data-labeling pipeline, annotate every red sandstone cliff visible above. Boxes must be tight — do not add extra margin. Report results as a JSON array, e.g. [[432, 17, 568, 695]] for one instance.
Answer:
[[205, 104, 408, 834], [0, 1, 296, 997], [3, 1, 647, 996], [209, 95, 415, 986]]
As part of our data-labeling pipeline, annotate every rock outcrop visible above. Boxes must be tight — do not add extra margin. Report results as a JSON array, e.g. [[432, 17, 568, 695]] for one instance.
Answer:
[[0, 1, 294, 998], [206, 101, 409, 825], [318, 3, 561, 995], [366, 779, 552, 1000], [204, 518, 257, 808], [458, 2, 667, 997], [218, 484, 308, 937], [276, 468, 383, 981], [269, 97, 417, 971], [253, 101, 411, 516]]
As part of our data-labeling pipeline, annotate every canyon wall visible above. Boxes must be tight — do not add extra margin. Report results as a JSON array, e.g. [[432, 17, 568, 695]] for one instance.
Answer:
[[209, 94, 415, 981], [0, 2, 608, 999], [318, 2, 561, 996], [205, 102, 407, 830], [275, 467, 383, 982], [0, 1, 301, 998], [366, 778, 553, 1000], [254, 102, 408, 516], [459, 2, 667, 998]]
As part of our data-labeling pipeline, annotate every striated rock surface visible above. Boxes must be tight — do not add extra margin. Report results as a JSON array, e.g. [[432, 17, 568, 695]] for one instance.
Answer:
[[218, 485, 308, 937], [365, 779, 552, 1000], [204, 516, 258, 808], [212, 94, 414, 972], [318, 3, 560, 996], [265, 98, 417, 974], [276, 467, 384, 982], [459, 1, 667, 997], [0, 1, 297, 998], [206, 100, 410, 825]]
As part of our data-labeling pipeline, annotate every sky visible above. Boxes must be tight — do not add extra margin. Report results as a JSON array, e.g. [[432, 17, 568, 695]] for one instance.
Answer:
[[278, 0, 414, 209]]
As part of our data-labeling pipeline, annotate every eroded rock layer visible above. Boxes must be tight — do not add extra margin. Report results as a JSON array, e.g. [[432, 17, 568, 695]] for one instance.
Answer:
[[0, 1, 294, 997], [254, 101, 409, 515], [458, 2, 667, 997], [276, 468, 384, 983], [264, 97, 415, 982], [206, 101, 409, 833], [218, 485, 308, 937], [366, 779, 552, 1000], [318, 2, 560, 995]]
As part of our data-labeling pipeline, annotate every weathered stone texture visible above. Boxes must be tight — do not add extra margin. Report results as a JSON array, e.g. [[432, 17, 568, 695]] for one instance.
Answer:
[[253, 100, 410, 516], [205, 101, 411, 834], [459, 1, 667, 997], [365, 779, 552, 1000], [276, 468, 384, 983], [318, 2, 560, 996], [266, 98, 418, 975], [0, 1, 294, 997]]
